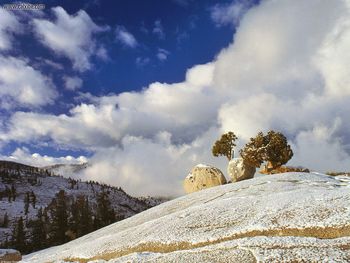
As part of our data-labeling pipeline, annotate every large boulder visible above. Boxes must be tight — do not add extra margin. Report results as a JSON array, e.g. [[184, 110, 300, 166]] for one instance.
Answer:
[[24, 173, 350, 262], [0, 249, 21, 262], [183, 164, 226, 193], [227, 158, 255, 182]]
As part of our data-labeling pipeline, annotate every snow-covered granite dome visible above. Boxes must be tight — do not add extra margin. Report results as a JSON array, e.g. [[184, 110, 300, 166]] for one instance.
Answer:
[[23, 172, 350, 262]]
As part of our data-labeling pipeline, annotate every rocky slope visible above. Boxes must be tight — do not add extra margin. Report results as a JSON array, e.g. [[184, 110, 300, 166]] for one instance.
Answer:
[[23, 172, 350, 262]]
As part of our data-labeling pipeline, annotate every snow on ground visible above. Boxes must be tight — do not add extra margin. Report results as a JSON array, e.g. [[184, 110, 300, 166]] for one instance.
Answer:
[[108, 236, 350, 263], [1, 174, 146, 223], [0, 249, 18, 256], [195, 164, 211, 168], [0, 163, 151, 244], [23, 172, 350, 262]]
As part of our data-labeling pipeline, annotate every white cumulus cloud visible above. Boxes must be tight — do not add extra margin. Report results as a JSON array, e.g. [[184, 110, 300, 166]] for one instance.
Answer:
[[0, 56, 57, 108], [33, 6, 108, 72], [2, 0, 350, 196]]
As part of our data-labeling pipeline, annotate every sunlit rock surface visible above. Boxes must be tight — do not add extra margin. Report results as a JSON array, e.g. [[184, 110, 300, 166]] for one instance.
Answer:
[[23, 172, 350, 263], [183, 164, 226, 193], [227, 158, 256, 182]]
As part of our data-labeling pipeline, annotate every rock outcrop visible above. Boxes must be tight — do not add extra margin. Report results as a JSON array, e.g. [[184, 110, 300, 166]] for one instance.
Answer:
[[227, 158, 255, 182], [0, 249, 21, 262], [183, 164, 226, 193], [24, 173, 350, 263]]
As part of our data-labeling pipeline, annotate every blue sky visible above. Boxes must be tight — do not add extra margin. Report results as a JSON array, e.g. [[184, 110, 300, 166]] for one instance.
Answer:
[[0, 0, 252, 157], [1, 0, 350, 196], [43, 0, 236, 94]]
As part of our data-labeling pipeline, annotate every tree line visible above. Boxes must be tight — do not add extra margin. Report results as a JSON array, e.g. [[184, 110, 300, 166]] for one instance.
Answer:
[[1, 189, 123, 254]]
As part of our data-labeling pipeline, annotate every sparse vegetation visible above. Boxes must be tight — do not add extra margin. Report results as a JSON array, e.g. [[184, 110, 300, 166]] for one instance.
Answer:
[[212, 130, 293, 174], [212, 131, 238, 161], [240, 130, 293, 173], [326, 172, 350, 176], [261, 166, 309, 174]]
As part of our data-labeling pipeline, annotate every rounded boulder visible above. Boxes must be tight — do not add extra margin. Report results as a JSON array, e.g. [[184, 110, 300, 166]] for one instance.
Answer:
[[184, 164, 226, 193], [228, 158, 256, 182]]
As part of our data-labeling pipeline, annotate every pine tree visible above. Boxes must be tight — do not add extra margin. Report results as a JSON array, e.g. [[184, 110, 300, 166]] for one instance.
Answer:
[[6, 186, 11, 202], [30, 191, 36, 208], [240, 131, 267, 167], [11, 184, 16, 201], [240, 130, 293, 172], [80, 197, 93, 235], [24, 192, 30, 215], [212, 131, 238, 161], [48, 190, 69, 245], [96, 191, 115, 228], [31, 208, 47, 251], [69, 197, 80, 237], [2, 212, 8, 227], [69, 195, 93, 237], [11, 217, 26, 253], [264, 130, 293, 170]]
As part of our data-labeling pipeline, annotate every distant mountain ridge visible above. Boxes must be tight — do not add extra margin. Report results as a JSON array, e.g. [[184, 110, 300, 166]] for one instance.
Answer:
[[41, 162, 88, 177], [0, 160, 46, 175], [0, 160, 164, 254]]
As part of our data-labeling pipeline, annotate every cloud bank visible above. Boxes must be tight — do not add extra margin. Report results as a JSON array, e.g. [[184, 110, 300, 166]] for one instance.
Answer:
[[2, 0, 350, 196], [0, 147, 87, 168]]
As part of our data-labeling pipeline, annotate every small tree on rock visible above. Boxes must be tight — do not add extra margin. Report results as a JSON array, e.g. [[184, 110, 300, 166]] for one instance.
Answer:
[[264, 130, 293, 170], [212, 131, 238, 161], [240, 130, 293, 173], [239, 132, 267, 168]]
